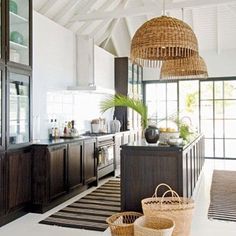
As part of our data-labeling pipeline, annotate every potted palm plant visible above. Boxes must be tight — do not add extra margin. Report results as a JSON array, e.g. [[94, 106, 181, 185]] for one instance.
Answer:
[[100, 94, 159, 143]]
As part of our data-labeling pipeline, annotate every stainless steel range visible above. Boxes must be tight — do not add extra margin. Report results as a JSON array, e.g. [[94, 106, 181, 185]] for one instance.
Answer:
[[82, 133, 115, 179]]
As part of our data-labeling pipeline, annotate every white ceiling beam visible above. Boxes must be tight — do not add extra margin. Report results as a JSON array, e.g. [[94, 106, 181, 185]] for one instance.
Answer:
[[53, 0, 80, 22], [103, 19, 120, 48], [89, 0, 129, 37], [124, 18, 132, 40], [75, 0, 117, 34], [96, 30, 110, 46], [89, 20, 113, 38], [64, 0, 98, 28], [111, 35, 121, 56], [38, 0, 59, 15], [70, 0, 236, 21], [102, 0, 130, 48]]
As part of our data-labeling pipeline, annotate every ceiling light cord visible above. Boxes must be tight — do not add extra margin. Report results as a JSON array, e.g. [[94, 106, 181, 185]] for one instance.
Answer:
[[163, 0, 166, 16]]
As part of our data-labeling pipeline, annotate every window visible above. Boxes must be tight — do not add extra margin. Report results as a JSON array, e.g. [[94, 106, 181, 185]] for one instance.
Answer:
[[144, 78, 236, 159]]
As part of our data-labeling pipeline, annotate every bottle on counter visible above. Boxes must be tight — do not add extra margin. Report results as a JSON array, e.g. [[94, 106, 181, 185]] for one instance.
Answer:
[[70, 120, 78, 136], [63, 121, 68, 136], [48, 119, 54, 140]]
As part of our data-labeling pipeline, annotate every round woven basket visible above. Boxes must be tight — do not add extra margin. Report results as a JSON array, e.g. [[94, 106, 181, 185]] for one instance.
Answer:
[[141, 184, 194, 236], [106, 212, 143, 236], [134, 216, 175, 236]]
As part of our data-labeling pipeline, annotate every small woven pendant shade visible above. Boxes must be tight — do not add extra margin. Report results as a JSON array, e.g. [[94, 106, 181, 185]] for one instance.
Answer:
[[160, 54, 208, 80], [130, 15, 198, 67]]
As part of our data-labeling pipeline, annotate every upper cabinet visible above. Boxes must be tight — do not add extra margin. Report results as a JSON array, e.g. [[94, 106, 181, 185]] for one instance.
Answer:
[[0, 0, 33, 149], [0, 0, 33, 68], [8, 0, 32, 67]]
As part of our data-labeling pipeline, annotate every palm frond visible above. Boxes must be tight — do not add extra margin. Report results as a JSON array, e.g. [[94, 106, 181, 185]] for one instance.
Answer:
[[100, 94, 148, 129]]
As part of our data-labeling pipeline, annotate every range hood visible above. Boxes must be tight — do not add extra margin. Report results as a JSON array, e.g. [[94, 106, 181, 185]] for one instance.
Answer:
[[68, 35, 115, 94]]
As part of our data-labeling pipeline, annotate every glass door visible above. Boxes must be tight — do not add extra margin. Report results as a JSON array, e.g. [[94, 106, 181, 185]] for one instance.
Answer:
[[8, 71, 30, 145], [8, 0, 30, 65]]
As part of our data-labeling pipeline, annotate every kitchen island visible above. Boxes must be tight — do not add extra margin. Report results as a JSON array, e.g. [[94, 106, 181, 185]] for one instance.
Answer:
[[121, 134, 205, 212]]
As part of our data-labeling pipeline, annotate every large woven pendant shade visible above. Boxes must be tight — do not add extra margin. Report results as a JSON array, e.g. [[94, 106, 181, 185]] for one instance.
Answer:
[[130, 15, 199, 67], [160, 54, 208, 80]]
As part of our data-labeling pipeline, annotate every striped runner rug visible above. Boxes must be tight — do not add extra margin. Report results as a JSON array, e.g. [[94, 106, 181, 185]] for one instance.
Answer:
[[40, 179, 121, 231], [208, 170, 236, 222]]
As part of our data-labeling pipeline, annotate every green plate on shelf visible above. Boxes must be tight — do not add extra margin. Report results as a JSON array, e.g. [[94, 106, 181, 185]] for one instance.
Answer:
[[10, 31, 24, 45], [10, 0, 18, 14]]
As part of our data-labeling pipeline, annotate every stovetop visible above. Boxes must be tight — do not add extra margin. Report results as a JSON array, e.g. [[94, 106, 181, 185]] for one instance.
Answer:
[[81, 132, 113, 137]]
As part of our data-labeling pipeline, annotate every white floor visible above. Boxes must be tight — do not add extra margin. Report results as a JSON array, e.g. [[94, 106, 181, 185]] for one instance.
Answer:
[[1, 160, 236, 236]]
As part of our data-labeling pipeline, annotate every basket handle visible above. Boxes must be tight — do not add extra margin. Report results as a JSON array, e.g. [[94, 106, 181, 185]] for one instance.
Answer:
[[160, 190, 182, 205], [152, 183, 173, 197]]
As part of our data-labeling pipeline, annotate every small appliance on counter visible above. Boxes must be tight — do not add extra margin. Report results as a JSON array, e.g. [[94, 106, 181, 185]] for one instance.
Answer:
[[91, 118, 107, 133]]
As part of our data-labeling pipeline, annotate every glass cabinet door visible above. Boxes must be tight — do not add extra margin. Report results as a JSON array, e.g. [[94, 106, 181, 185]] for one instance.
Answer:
[[9, 0, 30, 65], [9, 72, 30, 145]]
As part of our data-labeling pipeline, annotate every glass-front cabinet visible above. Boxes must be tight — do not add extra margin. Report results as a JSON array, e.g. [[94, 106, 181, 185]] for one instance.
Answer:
[[0, 0, 32, 149], [8, 71, 30, 146], [8, 0, 31, 66]]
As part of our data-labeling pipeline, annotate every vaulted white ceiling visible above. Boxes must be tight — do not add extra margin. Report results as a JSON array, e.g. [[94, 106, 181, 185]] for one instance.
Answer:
[[33, 0, 236, 56]]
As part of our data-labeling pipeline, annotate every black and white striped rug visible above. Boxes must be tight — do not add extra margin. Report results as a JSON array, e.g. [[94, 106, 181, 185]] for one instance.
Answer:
[[208, 170, 236, 222], [40, 179, 121, 231]]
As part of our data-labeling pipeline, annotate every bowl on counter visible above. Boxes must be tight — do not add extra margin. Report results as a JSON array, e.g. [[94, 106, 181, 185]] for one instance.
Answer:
[[167, 138, 183, 146], [159, 131, 180, 143]]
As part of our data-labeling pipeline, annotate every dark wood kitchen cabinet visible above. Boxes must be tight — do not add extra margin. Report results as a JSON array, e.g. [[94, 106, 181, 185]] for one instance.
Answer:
[[32, 138, 97, 213], [121, 135, 205, 212], [7, 148, 31, 212], [68, 141, 83, 190], [48, 144, 67, 200], [83, 138, 97, 185], [114, 57, 143, 131]]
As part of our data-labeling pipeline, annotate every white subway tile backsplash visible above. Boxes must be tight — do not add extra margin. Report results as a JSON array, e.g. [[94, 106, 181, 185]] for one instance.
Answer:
[[46, 91, 113, 133]]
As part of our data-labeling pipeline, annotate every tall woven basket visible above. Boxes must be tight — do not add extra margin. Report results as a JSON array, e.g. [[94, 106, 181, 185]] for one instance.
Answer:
[[106, 212, 142, 236], [141, 184, 194, 236]]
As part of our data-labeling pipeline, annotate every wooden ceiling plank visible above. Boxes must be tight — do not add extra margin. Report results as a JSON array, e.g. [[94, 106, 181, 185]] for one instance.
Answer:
[[53, 0, 79, 22], [74, 0, 117, 33], [64, 0, 98, 28], [89, 0, 129, 40], [71, 0, 236, 21], [38, 0, 59, 15]]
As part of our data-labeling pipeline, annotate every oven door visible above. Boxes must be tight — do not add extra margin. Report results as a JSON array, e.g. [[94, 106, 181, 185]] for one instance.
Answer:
[[97, 144, 114, 170]]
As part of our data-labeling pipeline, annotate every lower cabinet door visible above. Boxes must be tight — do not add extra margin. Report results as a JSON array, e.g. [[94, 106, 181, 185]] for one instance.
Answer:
[[83, 139, 97, 184], [68, 141, 83, 190], [48, 145, 67, 200], [7, 148, 31, 211]]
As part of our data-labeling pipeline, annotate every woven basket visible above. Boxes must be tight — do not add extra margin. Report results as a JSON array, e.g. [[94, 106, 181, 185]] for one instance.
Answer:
[[141, 184, 194, 236], [106, 212, 143, 236], [134, 216, 175, 236]]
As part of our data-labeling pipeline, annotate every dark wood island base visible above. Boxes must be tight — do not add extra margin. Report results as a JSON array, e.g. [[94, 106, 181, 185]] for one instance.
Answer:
[[121, 135, 205, 212]]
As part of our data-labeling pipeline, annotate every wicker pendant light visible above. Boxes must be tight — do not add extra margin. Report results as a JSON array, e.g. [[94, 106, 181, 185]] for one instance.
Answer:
[[130, 15, 199, 67], [160, 54, 208, 80]]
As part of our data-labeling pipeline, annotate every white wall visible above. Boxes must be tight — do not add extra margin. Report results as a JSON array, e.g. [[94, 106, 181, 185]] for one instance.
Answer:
[[33, 11, 114, 139], [33, 11, 76, 139], [143, 49, 236, 81]]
